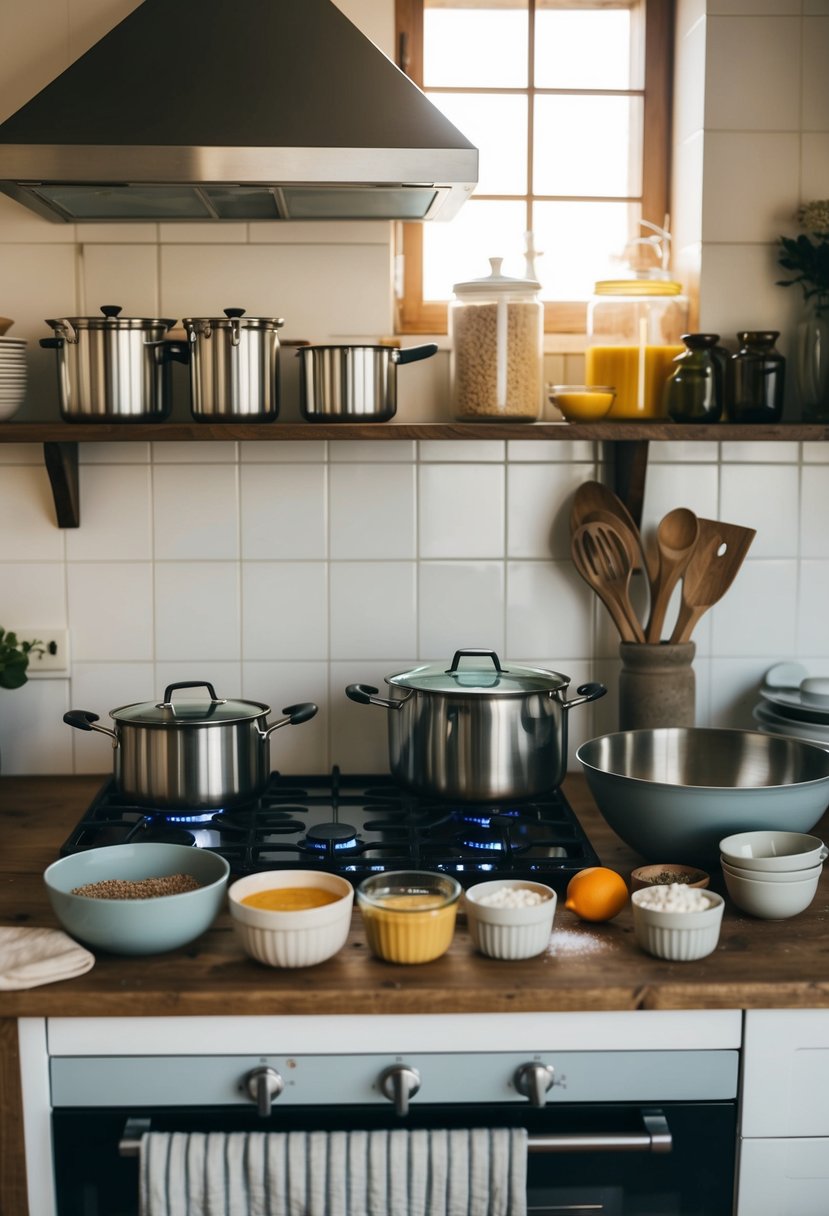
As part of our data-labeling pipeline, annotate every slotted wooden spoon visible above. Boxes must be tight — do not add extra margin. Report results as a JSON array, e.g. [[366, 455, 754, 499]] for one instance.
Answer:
[[571, 520, 646, 643], [645, 507, 700, 642], [669, 518, 757, 644], [570, 480, 656, 584]]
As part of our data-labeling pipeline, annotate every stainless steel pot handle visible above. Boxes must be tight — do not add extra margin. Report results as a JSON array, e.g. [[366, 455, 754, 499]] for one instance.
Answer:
[[224, 308, 245, 347], [447, 648, 504, 674], [43, 318, 79, 344], [63, 710, 119, 745], [261, 702, 319, 739], [560, 681, 607, 711], [392, 342, 439, 366], [346, 683, 414, 711]]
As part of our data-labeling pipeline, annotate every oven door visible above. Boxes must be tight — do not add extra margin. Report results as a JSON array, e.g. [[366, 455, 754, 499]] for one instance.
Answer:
[[52, 1099, 736, 1216]]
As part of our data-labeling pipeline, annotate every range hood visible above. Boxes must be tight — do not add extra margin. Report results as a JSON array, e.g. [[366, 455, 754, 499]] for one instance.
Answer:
[[0, 0, 478, 223]]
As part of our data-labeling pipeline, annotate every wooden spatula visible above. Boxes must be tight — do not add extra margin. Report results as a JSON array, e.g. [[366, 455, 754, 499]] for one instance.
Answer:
[[645, 507, 699, 642], [570, 480, 657, 584], [571, 520, 646, 643], [669, 517, 757, 644]]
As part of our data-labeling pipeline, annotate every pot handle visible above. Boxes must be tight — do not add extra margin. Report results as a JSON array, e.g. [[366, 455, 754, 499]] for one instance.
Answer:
[[393, 342, 439, 366], [447, 648, 504, 674], [261, 701, 319, 739], [161, 340, 190, 365], [40, 337, 65, 349], [345, 683, 413, 711], [63, 709, 119, 744], [159, 681, 226, 708], [560, 682, 607, 711]]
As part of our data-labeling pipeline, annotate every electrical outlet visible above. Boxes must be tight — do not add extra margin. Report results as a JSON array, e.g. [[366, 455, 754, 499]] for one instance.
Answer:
[[20, 629, 70, 678]]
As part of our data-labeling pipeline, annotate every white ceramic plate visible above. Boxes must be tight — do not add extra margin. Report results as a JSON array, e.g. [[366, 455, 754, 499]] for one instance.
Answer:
[[758, 686, 829, 724], [753, 702, 829, 747]]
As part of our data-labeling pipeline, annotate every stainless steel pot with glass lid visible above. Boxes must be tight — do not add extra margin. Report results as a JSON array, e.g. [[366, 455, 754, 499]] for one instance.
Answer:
[[64, 681, 318, 809], [346, 648, 606, 801]]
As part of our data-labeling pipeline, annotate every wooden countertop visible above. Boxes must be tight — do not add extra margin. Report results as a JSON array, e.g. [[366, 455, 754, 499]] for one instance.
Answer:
[[2, 773, 829, 1016]]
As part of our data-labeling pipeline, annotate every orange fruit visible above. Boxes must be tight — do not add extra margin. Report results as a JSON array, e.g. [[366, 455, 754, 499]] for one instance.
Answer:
[[564, 867, 629, 922]]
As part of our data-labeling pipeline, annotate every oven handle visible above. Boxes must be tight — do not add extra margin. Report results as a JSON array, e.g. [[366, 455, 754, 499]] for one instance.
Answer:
[[117, 1110, 672, 1158]]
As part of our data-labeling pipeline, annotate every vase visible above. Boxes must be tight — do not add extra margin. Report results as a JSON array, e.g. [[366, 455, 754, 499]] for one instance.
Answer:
[[795, 307, 829, 421], [731, 331, 785, 423], [618, 641, 696, 731], [663, 333, 723, 423]]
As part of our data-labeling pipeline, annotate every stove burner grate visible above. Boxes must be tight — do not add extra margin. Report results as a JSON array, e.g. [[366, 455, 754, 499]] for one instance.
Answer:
[[58, 770, 600, 892]]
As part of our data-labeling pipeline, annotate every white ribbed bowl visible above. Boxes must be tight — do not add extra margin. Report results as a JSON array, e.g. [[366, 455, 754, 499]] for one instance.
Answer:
[[228, 870, 353, 968], [464, 879, 557, 960], [631, 887, 724, 961]]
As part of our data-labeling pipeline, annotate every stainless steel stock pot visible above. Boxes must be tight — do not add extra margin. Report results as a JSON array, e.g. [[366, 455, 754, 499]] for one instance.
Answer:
[[346, 648, 606, 801], [183, 308, 284, 421], [64, 681, 318, 809], [41, 305, 189, 421]]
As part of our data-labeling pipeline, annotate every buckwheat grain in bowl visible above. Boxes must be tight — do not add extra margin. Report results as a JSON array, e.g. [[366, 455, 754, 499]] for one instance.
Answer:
[[43, 843, 230, 955]]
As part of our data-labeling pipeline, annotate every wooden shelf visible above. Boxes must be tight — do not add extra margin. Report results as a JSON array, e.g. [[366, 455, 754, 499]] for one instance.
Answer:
[[0, 419, 824, 528]]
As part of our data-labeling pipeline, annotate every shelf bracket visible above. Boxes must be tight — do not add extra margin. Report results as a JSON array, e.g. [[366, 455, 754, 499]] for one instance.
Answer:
[[43, 442, 80, 528], [603, 439, 649, 528]]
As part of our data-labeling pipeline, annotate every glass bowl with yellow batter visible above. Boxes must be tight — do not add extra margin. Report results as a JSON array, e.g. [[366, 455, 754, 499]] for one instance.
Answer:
[[227, 869, 354, 967], [356, 870, 462, 964]]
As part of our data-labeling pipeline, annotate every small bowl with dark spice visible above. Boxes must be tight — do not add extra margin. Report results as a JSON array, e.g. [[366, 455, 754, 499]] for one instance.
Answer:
[[43, 843, 230, 956], [629, 863, 710, 894]]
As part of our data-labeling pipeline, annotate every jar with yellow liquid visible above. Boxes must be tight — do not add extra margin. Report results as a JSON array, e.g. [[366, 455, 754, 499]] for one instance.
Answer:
[[586, 277, 688, 419]]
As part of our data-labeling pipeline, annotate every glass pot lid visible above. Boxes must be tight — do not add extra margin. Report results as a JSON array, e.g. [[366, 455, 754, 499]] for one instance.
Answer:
[[111, 682, 269, 726], [388, 649, 569, 696]]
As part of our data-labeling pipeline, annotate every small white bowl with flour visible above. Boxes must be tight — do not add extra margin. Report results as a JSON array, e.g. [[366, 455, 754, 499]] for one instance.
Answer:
[[464, 879, 557, 960], [631, 883, 724, 962]]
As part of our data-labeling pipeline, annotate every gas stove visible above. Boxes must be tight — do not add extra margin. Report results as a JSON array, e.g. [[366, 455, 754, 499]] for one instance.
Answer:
[[59, 769, 599, 891]]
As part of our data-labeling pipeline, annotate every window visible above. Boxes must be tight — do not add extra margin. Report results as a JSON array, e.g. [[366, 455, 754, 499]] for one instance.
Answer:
[[394, 0, 674, 334]]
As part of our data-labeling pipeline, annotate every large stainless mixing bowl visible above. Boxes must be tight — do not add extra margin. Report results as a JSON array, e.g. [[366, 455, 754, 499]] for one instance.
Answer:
[[577, 728, 829, 866]]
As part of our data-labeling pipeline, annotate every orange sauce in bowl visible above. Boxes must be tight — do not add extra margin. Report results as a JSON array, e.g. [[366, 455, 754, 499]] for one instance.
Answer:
[[241, 887, 342, 912], [359, 892, 458, 963]]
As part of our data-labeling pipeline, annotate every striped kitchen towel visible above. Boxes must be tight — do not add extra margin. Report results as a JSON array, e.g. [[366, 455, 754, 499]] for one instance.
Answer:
[[139, 1127, 527, 1216]]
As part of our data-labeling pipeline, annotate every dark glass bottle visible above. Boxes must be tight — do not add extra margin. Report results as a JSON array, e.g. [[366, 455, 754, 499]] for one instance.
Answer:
[[731, 331, 785, 422], [663, 333, 723, 422]]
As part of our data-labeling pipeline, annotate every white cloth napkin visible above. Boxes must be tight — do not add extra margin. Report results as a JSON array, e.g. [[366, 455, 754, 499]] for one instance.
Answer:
[[139, 1127, 528, 1216], [0, 926, 95, 989]]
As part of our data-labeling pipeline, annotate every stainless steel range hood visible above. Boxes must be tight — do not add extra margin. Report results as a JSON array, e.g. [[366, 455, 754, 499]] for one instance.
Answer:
[[0, 0, 478, 223]]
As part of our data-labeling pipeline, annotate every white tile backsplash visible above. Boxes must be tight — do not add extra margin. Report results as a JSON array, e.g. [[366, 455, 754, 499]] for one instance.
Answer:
[[4, 0, 829, 775]]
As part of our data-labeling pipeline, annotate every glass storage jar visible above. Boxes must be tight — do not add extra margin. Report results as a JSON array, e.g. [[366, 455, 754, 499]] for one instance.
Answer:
[[449, 257, 543, 421], [663, 333, 724, 423], [731, 330, 785, 422], [585, 277, 688, 419]]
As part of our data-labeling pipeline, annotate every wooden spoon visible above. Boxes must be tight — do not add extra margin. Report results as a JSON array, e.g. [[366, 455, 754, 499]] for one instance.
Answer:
[[571, 520, 646, 643], [645, 507, 700, 642], [570, 480, 657, 584], [669, 518, 757, 644]]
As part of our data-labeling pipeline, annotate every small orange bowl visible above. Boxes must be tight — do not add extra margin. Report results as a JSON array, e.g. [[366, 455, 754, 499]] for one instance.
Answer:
[[548, 385, 615, 422]]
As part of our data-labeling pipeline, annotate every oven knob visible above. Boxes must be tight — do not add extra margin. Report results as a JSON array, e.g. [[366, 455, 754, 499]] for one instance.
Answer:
[[244, 1066, 284, 1117], [514, 1062, 555, 1107], [379, 1064, 421, 1117]]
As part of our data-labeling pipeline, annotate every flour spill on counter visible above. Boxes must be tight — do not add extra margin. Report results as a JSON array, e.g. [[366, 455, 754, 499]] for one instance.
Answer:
[[548, 927, 615, 956]]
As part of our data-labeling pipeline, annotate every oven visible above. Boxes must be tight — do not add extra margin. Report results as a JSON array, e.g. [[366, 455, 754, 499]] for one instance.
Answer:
[[28, 1012, 741, 1216]]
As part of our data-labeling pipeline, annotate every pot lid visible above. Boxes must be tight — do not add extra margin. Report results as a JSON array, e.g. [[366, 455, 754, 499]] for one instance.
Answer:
[[452, 256, 540, 296], [45, 305, 176, 331], [388, 650, 568, 696], [182, 308, 285, 331], [111, 682, 268, 726]]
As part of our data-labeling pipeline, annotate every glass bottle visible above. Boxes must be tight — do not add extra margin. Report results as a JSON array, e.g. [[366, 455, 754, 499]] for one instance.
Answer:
[[449, 257, 543, 422], [731, 331, 785, 423], [663, 333, 723, 423], [586, 277, 689, 419]]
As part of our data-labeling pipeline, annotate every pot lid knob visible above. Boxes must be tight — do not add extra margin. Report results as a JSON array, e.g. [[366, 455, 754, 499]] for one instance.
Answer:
[[100, 305, 123, 319], [224, 308, 246, 318]]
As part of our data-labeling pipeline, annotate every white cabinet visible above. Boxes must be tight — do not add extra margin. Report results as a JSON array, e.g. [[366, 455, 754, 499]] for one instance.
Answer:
[[738, 1009, 829, 1215]]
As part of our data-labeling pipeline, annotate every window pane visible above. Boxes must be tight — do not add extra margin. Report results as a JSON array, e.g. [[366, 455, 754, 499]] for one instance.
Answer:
[[423, 200, 528, 299], [424, 6, 528, 87], [534, 95, 643, 197], [532, 201, 641, 300], [535, 6, 641, 90], [428, 93, 527, 195]]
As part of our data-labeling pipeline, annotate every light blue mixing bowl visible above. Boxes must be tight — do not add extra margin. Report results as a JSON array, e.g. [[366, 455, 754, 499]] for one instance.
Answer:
[[43, 842, 230, 955]]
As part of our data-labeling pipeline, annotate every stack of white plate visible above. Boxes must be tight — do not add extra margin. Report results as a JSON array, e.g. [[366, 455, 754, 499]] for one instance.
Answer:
[[0, 335, 27, 420], [753, 663, 829, 749]]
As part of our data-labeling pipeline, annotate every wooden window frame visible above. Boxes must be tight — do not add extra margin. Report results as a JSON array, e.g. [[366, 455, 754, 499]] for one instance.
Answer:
[[394, 0, 674, 335]]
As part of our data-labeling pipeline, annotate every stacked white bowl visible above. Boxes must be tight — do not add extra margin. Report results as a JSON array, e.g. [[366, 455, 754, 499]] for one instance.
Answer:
[[719, 829, 827, 919], [0, 333, 27, 420], [753, 664, 829, 750]]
